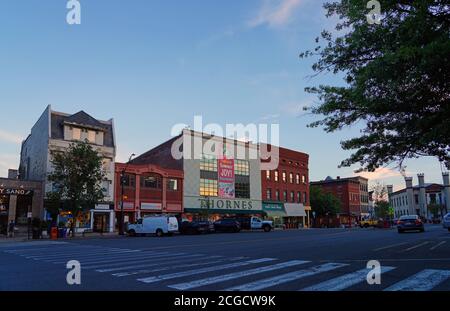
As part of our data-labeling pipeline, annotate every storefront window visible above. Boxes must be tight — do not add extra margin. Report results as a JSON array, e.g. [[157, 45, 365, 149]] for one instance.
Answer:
[[235, 182, 250, 199], [200, 178, 218, 197], [167, 179, 178, 191], [140, 174, 161, 189], [200, 155, 217, 172], [235, 160, 249, 176]]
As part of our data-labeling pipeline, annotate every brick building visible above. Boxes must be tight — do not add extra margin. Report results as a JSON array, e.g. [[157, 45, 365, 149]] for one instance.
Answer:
[[261, 146, 310, 228]]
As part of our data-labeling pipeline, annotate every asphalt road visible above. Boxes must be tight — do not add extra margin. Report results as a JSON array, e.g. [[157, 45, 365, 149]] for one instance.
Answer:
[[1, 225, 449, 291]]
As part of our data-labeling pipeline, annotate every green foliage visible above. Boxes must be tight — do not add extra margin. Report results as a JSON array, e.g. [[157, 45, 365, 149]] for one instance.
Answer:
[[48, 141, 106, 236], [310, 186, 341, 216], [427, 203, 440, 218], [300, 1, 450, 171], [374, 200, 391, 218]]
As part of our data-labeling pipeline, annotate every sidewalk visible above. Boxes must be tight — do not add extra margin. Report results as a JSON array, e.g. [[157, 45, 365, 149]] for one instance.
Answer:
[[0, 232, 124, 243]]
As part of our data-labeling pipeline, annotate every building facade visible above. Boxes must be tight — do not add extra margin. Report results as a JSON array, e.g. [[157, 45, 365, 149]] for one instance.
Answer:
[[310, 176, 369, 225], [19, 105, 116, 232], [388, 173, 450, 219], [114, 162, 183, 225], [261, 146, 310, 228]]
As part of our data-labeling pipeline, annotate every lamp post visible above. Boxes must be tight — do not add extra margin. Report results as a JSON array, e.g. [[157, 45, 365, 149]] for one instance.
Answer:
[[119, 153, 135, 236]]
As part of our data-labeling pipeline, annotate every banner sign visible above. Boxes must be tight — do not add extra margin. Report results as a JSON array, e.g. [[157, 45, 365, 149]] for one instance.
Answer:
[[0, 188, 33, 196], [218, 158, 235, 198]]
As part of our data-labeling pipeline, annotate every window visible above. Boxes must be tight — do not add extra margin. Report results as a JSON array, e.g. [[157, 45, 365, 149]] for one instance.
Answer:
[[275, 190, 280, 201], [290, 191, 295, 202], [282, 171, 287, 183], [302, 175, 306, 184], [102, 180, 110, 196], [72, 128, 81, 140], [167, 179, 178, 191], [297, 191, 301, 203], [235, 160, 249, 176], [266, 170, 271, 180], [296, 174, 300, 184], [289, 173, 293, 184], [304, 192, 308, 204], [200, 178, 218, 197], [235, 182, 250, 199], [200, 155, 217, 172], [122, 174, 135, 187], [87, 130, 96, 143], [141, 174, 161, 189], [283, 190, 288, 202], [266, 189, 272, 200], [274, 171, 279, 182]]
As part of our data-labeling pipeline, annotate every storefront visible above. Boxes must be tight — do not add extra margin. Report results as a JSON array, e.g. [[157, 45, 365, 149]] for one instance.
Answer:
[[284, 203, 307, 229], [90, 204, 115, 233], [0, 178, 44, 235], [262, 201, 286, 228]]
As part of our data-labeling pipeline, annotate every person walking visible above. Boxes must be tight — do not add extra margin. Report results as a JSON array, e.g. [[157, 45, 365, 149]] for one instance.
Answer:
[[7, 220, 15, 238]]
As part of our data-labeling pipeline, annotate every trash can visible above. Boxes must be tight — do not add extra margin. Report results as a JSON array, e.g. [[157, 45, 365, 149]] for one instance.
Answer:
[[51, 227, 58, 240]]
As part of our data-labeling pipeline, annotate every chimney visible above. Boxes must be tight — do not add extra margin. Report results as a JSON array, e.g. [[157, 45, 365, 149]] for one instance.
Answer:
[[387, 185, 393, 195], [417, 173, 427, 217], [405, 177, 415, 215], [443, 172, 450, 213]]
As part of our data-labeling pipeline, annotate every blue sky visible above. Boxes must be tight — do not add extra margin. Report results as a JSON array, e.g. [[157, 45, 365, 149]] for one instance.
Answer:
[[0, 0, 446, 190]]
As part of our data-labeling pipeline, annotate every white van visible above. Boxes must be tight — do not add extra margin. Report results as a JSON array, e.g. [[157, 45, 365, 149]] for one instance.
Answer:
[[127, 216, 179, 237]]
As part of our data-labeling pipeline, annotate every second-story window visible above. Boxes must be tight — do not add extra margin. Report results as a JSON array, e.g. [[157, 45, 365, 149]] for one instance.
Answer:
[[72, 128, 81, 140], [275, 190, 280, 201], [88, 130, 96, 144], [141, 174, 161, 189], [123, 174, 135, 188], [266, 188, 272, 200], [167, 179, 178, 191]]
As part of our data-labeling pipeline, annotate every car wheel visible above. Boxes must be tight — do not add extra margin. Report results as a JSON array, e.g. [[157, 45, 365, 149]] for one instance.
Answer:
[[128, 230, 136, 237], [155, 229, 164, 237], [263, 225, 271, 232]]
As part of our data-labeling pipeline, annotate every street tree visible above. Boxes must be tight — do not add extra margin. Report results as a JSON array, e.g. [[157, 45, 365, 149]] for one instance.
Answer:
[[300, 0, 450, 172], [374, 200, 391, 219], [370, 181, 388, 202], [48, 141, 106, 237], [310, 186, 342, 217]]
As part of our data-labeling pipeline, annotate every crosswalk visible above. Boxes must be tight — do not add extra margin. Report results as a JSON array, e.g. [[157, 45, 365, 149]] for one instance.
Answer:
[[2, 243, 450, 291]]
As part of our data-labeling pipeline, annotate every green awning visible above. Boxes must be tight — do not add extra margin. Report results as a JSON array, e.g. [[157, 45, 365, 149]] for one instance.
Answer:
[[262, 201, 286, 217]]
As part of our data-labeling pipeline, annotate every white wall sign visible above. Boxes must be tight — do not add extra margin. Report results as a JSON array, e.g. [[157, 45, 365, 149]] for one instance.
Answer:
[[141, 203, 162, 210], [95, 204, 110, 210]]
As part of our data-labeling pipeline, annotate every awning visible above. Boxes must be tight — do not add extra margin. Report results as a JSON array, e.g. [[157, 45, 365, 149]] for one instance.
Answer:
[[284, 203, 306, 217], [262, 201, 286, 217]]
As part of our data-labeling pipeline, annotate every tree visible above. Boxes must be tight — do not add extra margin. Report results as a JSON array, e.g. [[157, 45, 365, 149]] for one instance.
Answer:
[[370, 181, 387, 202], [300, 1, 450, 172], [374, 200, 391, 219], [310, 186, 341, 217], [427, 203, 440, 219], [45, 191, 62, 225], [48, 141, 106, 237]]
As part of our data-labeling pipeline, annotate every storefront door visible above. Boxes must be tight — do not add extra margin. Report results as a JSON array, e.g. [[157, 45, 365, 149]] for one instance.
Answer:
[[93, 213, 109, 233]]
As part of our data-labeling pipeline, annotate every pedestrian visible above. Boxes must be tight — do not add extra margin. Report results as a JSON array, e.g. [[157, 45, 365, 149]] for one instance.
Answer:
[[7, 220, 15, 238]]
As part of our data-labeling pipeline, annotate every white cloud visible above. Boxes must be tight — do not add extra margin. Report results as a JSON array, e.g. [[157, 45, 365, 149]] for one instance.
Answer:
[[0, 129, 23, 145], [355, 167, 406, 181], [248, 0, 304, 28]]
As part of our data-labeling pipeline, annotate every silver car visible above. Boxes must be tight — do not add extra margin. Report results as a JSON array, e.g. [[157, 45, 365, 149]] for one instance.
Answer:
[[443, 213, 450, 232]]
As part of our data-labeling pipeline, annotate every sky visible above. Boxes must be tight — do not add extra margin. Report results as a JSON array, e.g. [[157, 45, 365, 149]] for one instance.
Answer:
[[0, 0, 446, 191]]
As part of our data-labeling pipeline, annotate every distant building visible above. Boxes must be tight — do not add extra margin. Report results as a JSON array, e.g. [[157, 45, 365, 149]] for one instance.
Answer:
[[387, 173, 450, 219], [310, 176, 369, 225], [19, 105, 116, 232]]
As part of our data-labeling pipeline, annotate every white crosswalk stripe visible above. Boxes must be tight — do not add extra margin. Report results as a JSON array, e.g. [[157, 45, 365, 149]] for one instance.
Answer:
[[384, 269, 450, 291], [300, 266, 396, 291], [137, 258, 277, 284], [60, 252, 186, 265], [112, 257, 247, 277], [28, 249, 140, 260], [169, 260, 309, 290], [225, 263, 349, 291]]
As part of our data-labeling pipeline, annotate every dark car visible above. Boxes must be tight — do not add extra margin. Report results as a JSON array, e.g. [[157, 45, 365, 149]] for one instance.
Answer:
[[179, 220, 214, 234], [214, 219, 241, 233], [397, 215, 425, 233]]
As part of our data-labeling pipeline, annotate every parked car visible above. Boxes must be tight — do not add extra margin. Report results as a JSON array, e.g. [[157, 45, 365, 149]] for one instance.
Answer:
[[127, 216, 179, 237], [397, 215, 425, 233], [443, 213, 450, 232], [234, 217, 273, 232], [214, 219, 241, 233], [179, 220, 214, 234]]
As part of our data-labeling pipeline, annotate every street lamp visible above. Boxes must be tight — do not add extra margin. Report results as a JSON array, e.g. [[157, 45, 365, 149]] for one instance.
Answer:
[[119, 153, 135, 236]]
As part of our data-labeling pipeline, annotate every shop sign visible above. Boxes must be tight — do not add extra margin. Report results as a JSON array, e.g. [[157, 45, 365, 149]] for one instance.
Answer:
[[95, 204, 110, 210], [218, 158, 235, 198], [262, 202, 285, 211], [198, 197, 259, 211], [0, 188, 33, 196], [141, 202, 162, 210]]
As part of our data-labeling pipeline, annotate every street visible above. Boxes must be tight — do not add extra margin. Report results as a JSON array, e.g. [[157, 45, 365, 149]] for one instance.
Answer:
[[1, 225, 449, 291]]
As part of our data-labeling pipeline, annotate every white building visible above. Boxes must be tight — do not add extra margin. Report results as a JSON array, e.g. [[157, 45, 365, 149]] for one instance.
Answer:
[[388, 173, 450, 219], [19, 105, 116, 232]]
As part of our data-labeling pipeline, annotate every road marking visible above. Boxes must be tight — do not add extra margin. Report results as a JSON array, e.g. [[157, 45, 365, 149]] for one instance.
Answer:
[[137, 258, 277, 284], [169, 260, 309, 290], [300, 266, 396, 291], [225, 263, 348, 291], [373, 242, 410, 252], [384, 269, 450, 291], [49, 252, 157, 264], [57, 252, 185, 265], [95, 254, 208, 272], [430, 241, 446, 251], [112, 257, 246, 277], [28, 249, 139, 260], [401, 241, 430, 252]]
